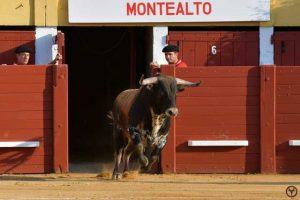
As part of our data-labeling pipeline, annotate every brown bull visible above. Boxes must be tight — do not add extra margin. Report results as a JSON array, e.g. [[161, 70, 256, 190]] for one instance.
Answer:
[[110, 74, 201, 179]]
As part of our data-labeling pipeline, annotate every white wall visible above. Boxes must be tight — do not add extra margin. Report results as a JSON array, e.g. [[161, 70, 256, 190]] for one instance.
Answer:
[[260, 27, 274, 65], [152, 26, 168, 64], [35, 27, 58, 64]]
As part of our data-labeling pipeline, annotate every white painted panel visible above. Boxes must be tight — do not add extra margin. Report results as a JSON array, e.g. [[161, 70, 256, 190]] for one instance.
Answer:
[[289, 140, 300, 146], [188, 140, 249, 147], [0, 141, 40, 147], [260, 27, 274, 65], [69, 0, 270, 23]]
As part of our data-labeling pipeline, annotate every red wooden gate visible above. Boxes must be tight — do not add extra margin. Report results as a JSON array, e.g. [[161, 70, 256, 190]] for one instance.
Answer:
[[276, 67, 300, 173], [0, 65, 68, 173], [274, 32, 300, 66], [168, 31, 259, 66], [161, 66, 261, 173]]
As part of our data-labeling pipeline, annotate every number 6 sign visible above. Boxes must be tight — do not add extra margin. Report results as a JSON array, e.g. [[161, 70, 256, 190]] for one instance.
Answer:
[[211, 45, 217, 55]]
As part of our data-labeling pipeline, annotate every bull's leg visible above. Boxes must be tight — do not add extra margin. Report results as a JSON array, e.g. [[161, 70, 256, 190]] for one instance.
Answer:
[[128, 127, 149, 167], [122, 142, 135, 175], [141, 147, 160, 172], [112, 128, 126, 180], [142, 136, 167, 172]]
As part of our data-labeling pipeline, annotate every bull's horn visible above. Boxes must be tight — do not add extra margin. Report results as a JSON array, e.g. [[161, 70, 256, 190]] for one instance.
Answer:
[[176, 78, 202, 87], [142, 77, 158, 85]]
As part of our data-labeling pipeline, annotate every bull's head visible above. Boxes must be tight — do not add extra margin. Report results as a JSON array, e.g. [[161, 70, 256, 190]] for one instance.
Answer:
[[141, 75, 201, 116]]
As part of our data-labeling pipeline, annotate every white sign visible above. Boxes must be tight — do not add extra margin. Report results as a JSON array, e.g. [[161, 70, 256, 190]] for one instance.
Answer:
[[68, 0, 270, 23]]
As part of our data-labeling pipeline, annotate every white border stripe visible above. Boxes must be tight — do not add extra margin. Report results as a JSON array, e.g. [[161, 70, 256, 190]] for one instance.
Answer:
[[188, 140, 248, 147], [0, 141, 40, 147], [289, 140, 300, 146]]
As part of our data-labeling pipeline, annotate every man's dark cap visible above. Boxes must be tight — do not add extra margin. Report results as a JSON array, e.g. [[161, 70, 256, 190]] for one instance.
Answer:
[[162, 44, 179, 53], [15, 45, 33, 54]]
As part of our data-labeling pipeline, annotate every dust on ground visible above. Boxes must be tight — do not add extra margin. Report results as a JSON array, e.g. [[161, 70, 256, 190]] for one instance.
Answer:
[[0, 172, 299, 200]]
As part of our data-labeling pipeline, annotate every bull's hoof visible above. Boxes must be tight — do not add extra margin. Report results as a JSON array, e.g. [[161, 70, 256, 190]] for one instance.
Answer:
[[112, 173, 122, 180], [139, 155, 149, 167], [140, 165, 151, 173]]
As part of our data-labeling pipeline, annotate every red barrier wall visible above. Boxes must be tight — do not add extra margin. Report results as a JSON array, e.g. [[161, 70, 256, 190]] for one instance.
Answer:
[[160, 65, 300, 174], [0, 65, 68, 173]]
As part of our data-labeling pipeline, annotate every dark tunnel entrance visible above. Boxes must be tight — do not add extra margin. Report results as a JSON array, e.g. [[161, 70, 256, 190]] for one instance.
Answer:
[[60, 27, 151, 172]]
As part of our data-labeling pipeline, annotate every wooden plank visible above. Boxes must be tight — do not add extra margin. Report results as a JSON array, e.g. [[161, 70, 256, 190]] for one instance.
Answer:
[[0, 65, 51, 74], [53, 65, 68, 173], [233, 42, 246, 65], [0, 75, 52, 84], [0, 164, 52, 173], [277, 85, 300, 95], [220, 41, 233, 65], [195, 42, 207, 66], [277, 95, 300, 104], [0, 155, 52, 165], [277, 75, 300, 84], [177, 106, 259, 116], [175, 66, 260, 77], [0, 93, 52, 102], [277, 114, 300, 123], [246, 41, 259, 66], [177, 77, 260, 87], [176, 153, 259, 165], [177, 96, 260, 106], [177, 86, 259, 97], [0, 101, 52, 112], [281, 40, 295, 66], [175, 124, 259, 135], [260, 66, 276, 173], [182, 41, 195, 66], [0, 119, 52, 129], [0, 85, 51, 93], [277, 124, 300, 134], [176, 115, 260, 125], [0, 129, 52, 139], [0, 111, 52, 120]]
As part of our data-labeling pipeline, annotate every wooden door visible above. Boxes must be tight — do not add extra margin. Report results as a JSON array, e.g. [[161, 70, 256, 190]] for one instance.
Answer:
[[168, 31, 259, 66]]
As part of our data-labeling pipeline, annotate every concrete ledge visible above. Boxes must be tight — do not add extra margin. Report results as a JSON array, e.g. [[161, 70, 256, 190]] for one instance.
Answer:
[[0, 141, 40, 147], [188, 140, 249, 147], [289, 140, 300, 146]]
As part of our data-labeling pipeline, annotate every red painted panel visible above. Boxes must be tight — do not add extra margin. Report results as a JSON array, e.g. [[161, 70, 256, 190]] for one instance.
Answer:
[[276, 66, 300, 173], [161, 66, 260, 173], [168, 31, 259, 66], [0, 31, 35, 65], [274, 32, 300, 66], [0, 65, 56, 173]]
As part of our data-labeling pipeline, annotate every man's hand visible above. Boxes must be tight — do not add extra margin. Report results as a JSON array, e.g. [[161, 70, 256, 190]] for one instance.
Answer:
[[150, 61, 160, 69]]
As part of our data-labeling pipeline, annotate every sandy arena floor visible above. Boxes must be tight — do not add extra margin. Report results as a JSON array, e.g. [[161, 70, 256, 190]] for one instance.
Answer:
[[0, 172, 299, 200]]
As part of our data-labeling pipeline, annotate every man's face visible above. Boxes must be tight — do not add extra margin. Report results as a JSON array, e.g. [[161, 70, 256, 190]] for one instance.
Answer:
[[164, 52, 179, 64], [16, 52, 30, 65]]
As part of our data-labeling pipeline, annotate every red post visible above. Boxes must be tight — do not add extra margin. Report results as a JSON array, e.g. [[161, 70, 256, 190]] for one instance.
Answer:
[[53, 64, 69, 173], [260, 65, 276, 173], [160, 66, 176, 173]]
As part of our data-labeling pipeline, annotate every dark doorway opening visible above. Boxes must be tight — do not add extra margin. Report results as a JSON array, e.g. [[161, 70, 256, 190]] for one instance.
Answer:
[[59, 27, 151, 172]]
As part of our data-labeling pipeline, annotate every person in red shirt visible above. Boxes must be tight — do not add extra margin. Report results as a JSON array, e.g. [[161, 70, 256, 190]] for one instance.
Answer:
[[162, 44, 187, 68], [150, 44, 187, 74]]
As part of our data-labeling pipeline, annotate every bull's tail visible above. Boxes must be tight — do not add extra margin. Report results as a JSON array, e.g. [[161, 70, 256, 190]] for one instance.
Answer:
[[107, 111, 114, 125]]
